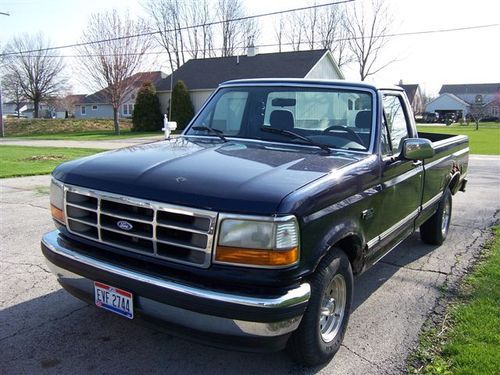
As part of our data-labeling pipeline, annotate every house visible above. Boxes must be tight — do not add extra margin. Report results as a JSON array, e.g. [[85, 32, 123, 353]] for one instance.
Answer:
[[397, 81, 424, 115], [426, 83, 500, 120], [155, 49, 345, 114], [74, 72, 165, 119]]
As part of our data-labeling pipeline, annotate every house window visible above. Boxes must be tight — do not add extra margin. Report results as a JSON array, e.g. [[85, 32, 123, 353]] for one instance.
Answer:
[[348, 99, 353, 110], [92, 105, 98, 110], [81, 106, 86, 115], [123, 103, 134, 116]]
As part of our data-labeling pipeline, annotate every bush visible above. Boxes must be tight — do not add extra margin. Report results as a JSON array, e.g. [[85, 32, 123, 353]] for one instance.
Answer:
[[132, 81, 163, 132], [171, 80, 194, 131]]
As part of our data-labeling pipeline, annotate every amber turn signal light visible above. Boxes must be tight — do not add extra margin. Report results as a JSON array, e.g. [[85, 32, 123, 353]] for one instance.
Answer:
[[51, 204, 65, 223], [215, 246, 298, 267]]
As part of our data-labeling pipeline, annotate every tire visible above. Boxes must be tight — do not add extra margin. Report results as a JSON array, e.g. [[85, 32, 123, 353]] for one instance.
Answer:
[[287, 249, 353, 366], [420, 188, 452, 245]]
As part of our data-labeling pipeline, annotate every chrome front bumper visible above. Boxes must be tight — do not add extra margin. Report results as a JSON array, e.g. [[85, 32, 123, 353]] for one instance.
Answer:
[[42, 230, 310, 339]]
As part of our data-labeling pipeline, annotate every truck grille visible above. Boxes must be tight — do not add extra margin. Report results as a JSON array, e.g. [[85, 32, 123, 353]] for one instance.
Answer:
[[64, 185, 217, 268]]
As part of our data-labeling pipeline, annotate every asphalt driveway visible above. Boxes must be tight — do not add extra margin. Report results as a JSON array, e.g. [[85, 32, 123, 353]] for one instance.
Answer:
[[1, 155, 499, 374]]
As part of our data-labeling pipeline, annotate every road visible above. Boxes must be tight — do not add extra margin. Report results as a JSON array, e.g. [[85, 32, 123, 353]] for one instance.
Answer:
[[1, 155, 499, 374]]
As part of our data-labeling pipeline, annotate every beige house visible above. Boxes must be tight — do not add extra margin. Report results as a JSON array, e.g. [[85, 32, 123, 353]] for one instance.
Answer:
[[155, 49, 345, 115]]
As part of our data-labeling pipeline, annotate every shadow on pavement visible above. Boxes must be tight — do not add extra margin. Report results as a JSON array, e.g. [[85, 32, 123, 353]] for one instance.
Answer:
[[0, 232, 438, 374]]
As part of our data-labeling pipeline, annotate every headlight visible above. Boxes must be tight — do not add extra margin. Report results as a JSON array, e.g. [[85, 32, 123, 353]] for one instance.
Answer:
[[215, 216, 299, 268], [50, 178, 65, 224]]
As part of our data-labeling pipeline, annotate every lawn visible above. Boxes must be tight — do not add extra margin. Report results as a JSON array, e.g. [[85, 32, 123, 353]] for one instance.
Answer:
[[3, 118, 163, 140], [417, 122, 500, 155], [410, 227, 500, 374], [0, 146, 105, 178]]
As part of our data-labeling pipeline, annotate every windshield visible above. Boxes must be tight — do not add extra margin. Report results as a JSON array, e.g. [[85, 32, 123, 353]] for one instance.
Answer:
[[185, 86, 374, 151]]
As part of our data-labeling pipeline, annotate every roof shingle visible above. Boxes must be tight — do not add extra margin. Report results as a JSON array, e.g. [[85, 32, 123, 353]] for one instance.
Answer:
[[155, 50, 329, 91]]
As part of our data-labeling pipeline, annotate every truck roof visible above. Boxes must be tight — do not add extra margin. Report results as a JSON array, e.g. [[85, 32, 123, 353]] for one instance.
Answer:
[[220, 78, 404, 92]]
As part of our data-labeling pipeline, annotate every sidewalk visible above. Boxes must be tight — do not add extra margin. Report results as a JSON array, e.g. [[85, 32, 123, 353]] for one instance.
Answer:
[[0, 136, 165, 150]]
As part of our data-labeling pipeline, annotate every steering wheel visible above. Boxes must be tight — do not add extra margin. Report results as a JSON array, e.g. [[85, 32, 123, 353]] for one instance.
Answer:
[[323, 125, 364, 145]]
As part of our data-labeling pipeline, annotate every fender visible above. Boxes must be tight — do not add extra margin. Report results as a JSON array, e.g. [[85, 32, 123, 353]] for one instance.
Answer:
[[309, 218, 365, 275]]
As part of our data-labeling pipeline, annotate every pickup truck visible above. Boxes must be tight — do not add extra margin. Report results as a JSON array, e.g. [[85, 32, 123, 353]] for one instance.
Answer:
[[42, 79, 468, 366]]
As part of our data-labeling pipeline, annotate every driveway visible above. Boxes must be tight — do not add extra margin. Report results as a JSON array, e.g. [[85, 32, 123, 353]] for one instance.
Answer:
[[0, 136, 164, 150], [1, 155, 499, 374]]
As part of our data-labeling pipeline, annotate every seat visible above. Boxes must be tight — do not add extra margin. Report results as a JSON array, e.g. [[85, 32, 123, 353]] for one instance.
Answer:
[[355, 110, 372, 130], [270, 110, 294, 131]]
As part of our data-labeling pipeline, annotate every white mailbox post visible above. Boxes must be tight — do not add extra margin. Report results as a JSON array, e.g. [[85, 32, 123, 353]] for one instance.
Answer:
[[162, 114, 177, 139]]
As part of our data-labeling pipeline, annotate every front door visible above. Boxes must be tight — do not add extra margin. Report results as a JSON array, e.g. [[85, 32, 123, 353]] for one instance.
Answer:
[[367, 91, 424, 262]]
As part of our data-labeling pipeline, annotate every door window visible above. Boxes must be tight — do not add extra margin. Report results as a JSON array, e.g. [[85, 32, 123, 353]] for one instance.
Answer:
[[382, 95, 409, 155]]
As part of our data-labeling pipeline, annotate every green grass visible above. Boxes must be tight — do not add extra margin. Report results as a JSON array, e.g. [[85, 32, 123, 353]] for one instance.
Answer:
[[21, 130, 162, 140], [418, 122, 500, 155], [3, 118, 166, 140], [410, 227, 500, 375], [0, 146, 105, 178]]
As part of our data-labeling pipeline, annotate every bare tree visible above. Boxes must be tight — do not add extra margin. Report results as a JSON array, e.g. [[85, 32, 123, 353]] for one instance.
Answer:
[[1, 72, 25, 118], [218, 0, 255, 57], [77, 10, 151, 134], [274, 16, 285, 53], [317, 6, 353, 68], [3, 33, 66, 118], [345, 0, 394, 81], [468, 103, 489, 130], [184, 0, 215, 59], [145, 0, 187, 72], [284, 12, 304, 51]]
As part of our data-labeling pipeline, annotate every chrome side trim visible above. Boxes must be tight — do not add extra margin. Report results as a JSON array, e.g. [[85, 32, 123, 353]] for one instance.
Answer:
[[379, 208, 419, 242], [383, 167, 422, 189], [421, 192, 443, 211], [42, 230, 311, 310], [367, 208, 420, 251], [424, 147, 469, 170]]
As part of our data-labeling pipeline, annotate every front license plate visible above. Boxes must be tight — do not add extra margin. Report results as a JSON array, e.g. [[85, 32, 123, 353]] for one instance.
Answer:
[[94, 281, 134, 319]]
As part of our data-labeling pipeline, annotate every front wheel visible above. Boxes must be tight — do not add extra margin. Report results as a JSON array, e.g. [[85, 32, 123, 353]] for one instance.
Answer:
[[420, 188, 452, 245], [287, 249, 353, 366]]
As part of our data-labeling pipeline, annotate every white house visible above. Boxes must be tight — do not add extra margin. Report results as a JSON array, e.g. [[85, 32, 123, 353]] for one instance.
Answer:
[[426, 83, 500, 119], [155, 49, 345, 114]]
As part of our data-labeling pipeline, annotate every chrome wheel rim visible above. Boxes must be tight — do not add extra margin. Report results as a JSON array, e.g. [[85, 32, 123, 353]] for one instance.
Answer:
[[441, 198, 451, 236], [319, 274, 346, 342]]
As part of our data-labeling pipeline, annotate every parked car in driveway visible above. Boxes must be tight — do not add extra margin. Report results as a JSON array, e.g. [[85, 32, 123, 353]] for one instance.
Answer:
[[42, 79, 469, 366]]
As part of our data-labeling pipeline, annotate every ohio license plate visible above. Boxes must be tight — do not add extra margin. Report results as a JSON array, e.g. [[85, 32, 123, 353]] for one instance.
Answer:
[[94, 281, 134, 319]]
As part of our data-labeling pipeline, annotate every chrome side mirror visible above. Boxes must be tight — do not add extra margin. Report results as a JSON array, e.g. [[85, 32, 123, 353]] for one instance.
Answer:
[[402, 138, 435, 160]]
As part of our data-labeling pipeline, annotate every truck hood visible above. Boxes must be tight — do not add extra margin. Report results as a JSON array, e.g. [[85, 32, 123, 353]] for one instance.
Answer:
[[53, 137, 365, 214]]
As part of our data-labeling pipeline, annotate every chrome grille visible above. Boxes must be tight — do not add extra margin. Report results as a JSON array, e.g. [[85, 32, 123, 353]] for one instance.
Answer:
[[64, 184, 217, 268]]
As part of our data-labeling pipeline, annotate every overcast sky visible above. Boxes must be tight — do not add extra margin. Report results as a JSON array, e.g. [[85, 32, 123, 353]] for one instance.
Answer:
[[1, 0, 499, 96]]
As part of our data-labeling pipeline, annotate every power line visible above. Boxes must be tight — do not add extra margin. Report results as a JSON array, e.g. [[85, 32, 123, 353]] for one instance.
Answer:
[[9, 23, 500, 59], [0, 0, 354, 57]]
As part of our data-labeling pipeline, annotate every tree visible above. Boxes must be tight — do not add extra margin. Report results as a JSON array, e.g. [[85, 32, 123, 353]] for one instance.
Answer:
[[76, 10, 151, 135], [3, 33, 66, 118], [468, 103, 489, 130], [345, 0, 394, 81], [171, 80, 194, 131], [132, 81, 163, 131], [1, 72, 25, 118]]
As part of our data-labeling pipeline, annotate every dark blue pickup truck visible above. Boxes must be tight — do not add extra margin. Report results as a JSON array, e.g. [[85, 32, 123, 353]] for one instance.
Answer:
[[42, 79, 468, 365]]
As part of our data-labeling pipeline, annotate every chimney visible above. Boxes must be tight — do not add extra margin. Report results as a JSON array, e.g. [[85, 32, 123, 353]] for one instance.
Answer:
[[247, 39, 257, 57], [398, 79, 403, 86]]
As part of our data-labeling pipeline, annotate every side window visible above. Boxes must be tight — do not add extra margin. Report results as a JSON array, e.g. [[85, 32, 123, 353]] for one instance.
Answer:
[[382, 94, 409, 155]]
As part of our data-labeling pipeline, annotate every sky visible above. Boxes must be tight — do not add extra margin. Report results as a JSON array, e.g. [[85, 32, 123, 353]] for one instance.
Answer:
[[1, 0, 499, 97]]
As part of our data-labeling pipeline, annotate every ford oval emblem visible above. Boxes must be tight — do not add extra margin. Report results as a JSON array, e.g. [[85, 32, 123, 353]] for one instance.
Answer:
[[117, 220, 133, 231]]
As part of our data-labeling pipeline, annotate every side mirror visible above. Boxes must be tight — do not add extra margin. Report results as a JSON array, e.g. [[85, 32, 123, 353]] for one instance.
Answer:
[[402, 138, 435, 160]]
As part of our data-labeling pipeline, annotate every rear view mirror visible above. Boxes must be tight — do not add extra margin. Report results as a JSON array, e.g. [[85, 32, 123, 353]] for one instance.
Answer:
[[402, 138, 435, 160], [272, 98, 296, 107]]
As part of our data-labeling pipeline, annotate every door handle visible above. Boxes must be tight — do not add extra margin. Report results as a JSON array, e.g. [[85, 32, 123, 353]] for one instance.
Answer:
[[412, 160, 423, 167]]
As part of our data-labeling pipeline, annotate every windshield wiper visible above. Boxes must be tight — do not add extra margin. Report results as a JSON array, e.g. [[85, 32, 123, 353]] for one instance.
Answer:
[[191, 126, 227, 142], [260, 127, 331, 154]]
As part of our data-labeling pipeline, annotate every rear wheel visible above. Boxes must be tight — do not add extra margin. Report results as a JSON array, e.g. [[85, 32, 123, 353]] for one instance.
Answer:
[[287, 249, 353, 366], [420, 188, 452, 245]]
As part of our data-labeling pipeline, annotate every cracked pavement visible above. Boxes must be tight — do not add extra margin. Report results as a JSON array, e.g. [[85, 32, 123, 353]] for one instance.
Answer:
[[1, 155, 499, 374]]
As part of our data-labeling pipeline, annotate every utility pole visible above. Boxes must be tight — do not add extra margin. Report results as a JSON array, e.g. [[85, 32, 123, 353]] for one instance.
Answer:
[[1, 10, 11, 136], [0, 81, 4, 137]]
